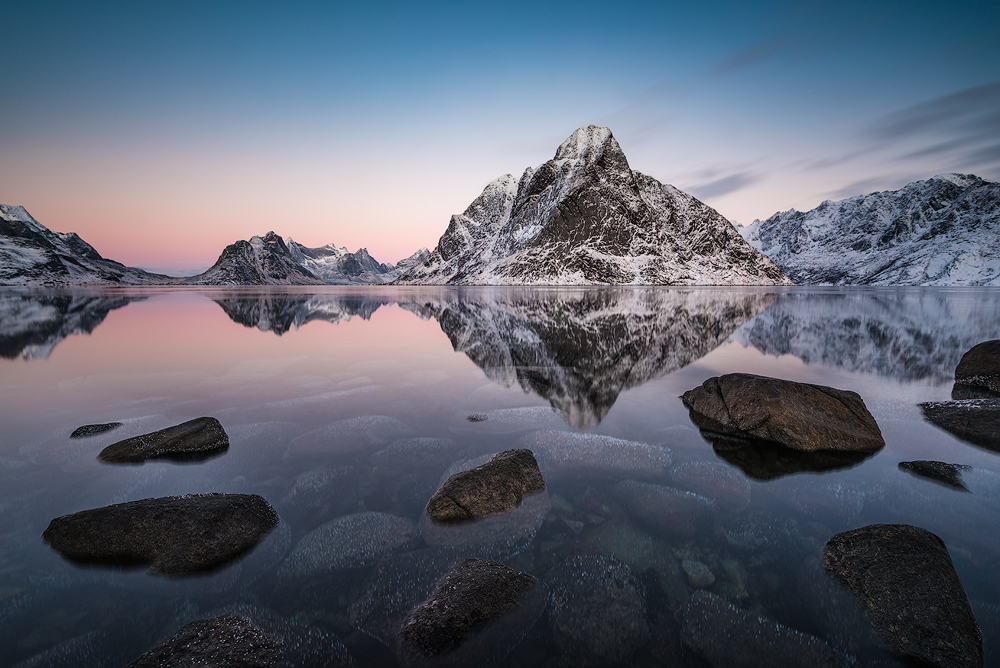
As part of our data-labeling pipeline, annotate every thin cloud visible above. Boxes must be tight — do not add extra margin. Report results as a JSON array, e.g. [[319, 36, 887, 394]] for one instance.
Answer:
[[687, 172, 761, 200], [711, 36, 799, 76], [869, 83, 1000, 140]]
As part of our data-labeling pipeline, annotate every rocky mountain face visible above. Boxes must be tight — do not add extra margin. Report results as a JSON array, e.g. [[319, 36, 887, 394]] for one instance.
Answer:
[[180, 232, 326, 286], [0, 205, 171, 286], [287, 240, 429, 285], [741, 174, 1000, 285], [394, 126, 790, 286]]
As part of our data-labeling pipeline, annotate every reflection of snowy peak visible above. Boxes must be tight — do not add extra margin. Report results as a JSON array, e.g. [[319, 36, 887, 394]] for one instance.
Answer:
[[214, 293, 394, 334], [0, 205, 171, 286], [180, 232, 325, 285], [286, 239, 429, 285], [731, 290, 1000, 382], [741, 174, 1000, 285], [395, 126, 790, 286]]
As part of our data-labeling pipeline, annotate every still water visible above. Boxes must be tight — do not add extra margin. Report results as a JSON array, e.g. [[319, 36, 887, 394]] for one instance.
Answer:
[[0, 286, 998, 667]]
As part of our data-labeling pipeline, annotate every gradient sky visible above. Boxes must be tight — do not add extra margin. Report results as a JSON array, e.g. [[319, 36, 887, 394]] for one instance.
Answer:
[[2, 0, 998, 274]]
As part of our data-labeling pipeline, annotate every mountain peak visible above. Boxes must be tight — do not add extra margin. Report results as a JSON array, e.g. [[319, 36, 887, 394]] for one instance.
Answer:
[[553, 125, 618, 162], [931, 173, 982, 187]]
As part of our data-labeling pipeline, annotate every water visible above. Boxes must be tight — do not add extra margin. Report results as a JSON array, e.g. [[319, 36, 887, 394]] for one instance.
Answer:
[[0, 286, 998, 667]]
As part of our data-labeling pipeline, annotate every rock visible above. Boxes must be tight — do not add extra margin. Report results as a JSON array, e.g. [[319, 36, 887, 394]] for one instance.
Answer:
[[681, 591, 849, 667], [546, 555, 649, 667], [669, 461, 751, 510], [681, 560, 715, 588], [921, 399, 1000, 452], [682, 373, 885, 452], [97, 417, 229, 463], [426, 449, 544, 524], [278, 511, 419, 581], [898, 460, 971, 490], [287, 415, 414, 456], [369, 438, 462, 469], [397, 559, 544, 667], [124, 613, 285, 667], [953, 340, 1000, 398], [42, 493, 279, 575], [278, 465, 360, 521], [613, 479, 714, 539], [518, 430, 672, 479], [211, 605, 355, 667], [822, 524, 983, 668], [70, 422, 122, 438]]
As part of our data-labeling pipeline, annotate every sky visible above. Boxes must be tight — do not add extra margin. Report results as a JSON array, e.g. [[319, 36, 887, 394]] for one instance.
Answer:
[[2, 0, 998, 275]]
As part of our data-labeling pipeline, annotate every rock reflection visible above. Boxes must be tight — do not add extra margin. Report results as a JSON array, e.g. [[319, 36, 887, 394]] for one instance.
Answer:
[[709, 437, 874, 481]]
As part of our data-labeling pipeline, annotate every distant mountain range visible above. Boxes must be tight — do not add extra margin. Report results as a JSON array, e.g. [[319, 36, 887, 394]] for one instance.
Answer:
[[394, 126, 790, 285], [741, 173, 1000, 286]]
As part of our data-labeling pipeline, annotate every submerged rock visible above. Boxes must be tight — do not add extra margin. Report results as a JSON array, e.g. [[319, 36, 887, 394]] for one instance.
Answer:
[[823, 524, 983, 668], [369, 438, 463, 469], [125, 613, 285, 667], [287, 415, 414, 456], [70, 422, 122, 438], [518, 430, 673, 479], [546, 555, 649, 667], [920, 400, 1000, 452], [613, 479, 714, 539], [450, 407, 567, 435], [681, 591, 848, 668], [278, 511, 419, 581], [682, 373, 885, 453], [669, 461, 751, 510], [42, 493, 279, 575], [898, 460, 971, 490], [953, 339, 1000, 399], [97, 417, 229, 463], [397, 559, 544, 667], [426, 449, 544, 524]]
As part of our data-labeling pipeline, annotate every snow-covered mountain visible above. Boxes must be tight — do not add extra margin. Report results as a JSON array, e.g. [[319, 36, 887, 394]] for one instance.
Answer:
[[741, 174, 1000, 285], [286, 239, 429, 284], [213, 292, 393, 334], [394, 126, 790, 286], [0, 205, 171, 286], [179, 232, 326, 285]]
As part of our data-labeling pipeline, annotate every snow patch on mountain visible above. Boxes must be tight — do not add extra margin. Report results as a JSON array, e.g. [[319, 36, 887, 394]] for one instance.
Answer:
[[180, 231, 325, 285]]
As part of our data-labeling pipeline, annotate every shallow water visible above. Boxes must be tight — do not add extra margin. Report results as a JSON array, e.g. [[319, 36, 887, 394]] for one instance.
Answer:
[[0, 286, 998, 667]]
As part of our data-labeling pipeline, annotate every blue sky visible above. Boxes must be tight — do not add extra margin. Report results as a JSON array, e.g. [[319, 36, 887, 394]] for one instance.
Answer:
[[2, 0, 998, 272]]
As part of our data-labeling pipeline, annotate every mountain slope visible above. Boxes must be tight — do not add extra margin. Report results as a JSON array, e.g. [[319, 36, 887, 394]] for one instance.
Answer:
[[740, 174, 1000, 285], [179, 232, 325, 285], [0, 205, 171, 286], [286, 239, 427, 284], [395, 126, 790, 286]]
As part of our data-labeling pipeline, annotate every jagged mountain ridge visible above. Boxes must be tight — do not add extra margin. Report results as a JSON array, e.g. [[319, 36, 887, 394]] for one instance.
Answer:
[[214, 292, 394, 334], [287, 240, 430, 285], [741, 174, 1000, 285], [179, 232, 326, 285], [395, 126, 791, 286], [0, 205, 171, 286]]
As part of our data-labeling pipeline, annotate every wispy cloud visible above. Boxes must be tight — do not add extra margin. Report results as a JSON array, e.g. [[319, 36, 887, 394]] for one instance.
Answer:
[[687, 171, 761, 199], [711, 36, 799, 76]]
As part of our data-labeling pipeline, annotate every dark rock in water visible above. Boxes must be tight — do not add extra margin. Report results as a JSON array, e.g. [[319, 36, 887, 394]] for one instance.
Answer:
[[70, 422, 122, 438], [682, 373, 885, 453], [681, 591, 849, 668], [278, 511, 420, 581], [711, 437, 874, 481], [212, 605, 355, 667], [125, 613, 285, 667], [823, 524, 983, 668], [669, 461, 751, 510], [921, 399, 1000, 452], [98, 417, 229, 463], [518, 430, 673, 479], [42, 493, 278, 575], [953, 340, 1000, 398], [466, 414, 488, 422], [613, 479, 714, 538], [397, 559, 543, 667], [426, 449, 544, 524], [546, 555, 649, 667], [898, 460, 971, 490]]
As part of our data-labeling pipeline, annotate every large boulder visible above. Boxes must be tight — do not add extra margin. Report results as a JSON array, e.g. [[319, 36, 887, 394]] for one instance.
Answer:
[[953, 340, 1000, 398], [42, 493, 279, 575], [397, 558, 545, 667], [425, 449, 544, 524], [681, 591, 848, 668], [822, 524, 983, 668], [97, 417, 230, 463], [125, 613, 285, 667], [920, 400, 1000, 452], [682, 374, 884, 452]]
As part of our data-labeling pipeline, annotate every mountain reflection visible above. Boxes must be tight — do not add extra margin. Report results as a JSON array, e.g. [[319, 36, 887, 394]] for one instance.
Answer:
[[212, 292, 392, 334]]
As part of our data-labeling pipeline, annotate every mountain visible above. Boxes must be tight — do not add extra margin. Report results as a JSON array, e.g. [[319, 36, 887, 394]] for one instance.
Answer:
[[394, 126, 790, 286], [0, 205, 172, 286], [213, 292, 393, 334], [740, 174, 1000, 285], [286, 240, 429, 284], [179, 232, 326, 285]]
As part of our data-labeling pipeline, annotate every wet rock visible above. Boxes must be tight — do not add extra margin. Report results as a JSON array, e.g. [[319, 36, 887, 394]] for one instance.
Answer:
[[953, 340, 1000, 398], [124, 613, 285, 667], [519, 430, 673, 479], [450, 407, 567, 435], [466, 414, 488, 422], [823, 523, 983, 668], [681, 591, 849, 668], [278, 511, 419, 581], [97, 417, 229, 463], [712, 438, 873, 481], [613, 480, 714, 539], [70, 422, 122, 438], [682, 373, 885, 452], [546, 555, 649, 667], [287, 415, 414, 457], [669, 461, 751, 510], [720, 511, 804, 560], [898, 460, 971, 491], [426, 449, 544, 524], [681, 559, 715, 588], [397, 559, 544, 667], [212, 605, 355, 667], [42, 493, 278, 575], [920, 400, 1000, 453]]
